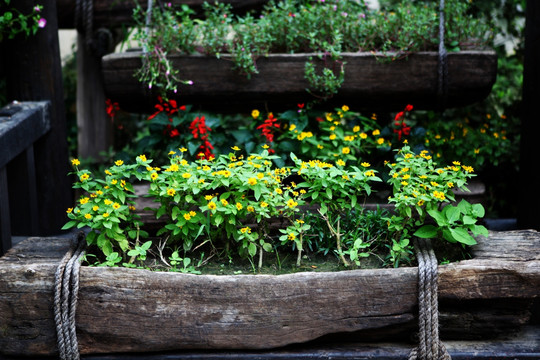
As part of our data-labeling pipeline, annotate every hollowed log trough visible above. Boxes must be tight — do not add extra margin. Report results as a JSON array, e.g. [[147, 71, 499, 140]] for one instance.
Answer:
[[0, 230, 538, 356], [102, 50, 497, 113]]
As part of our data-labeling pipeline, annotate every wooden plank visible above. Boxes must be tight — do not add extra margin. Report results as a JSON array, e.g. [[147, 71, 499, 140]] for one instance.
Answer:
[[0, 168, 11, 256], [76, 34, 114, 160], [102, 50, 497, 113], [517, 0, 540, 231], [0, 230, 538, 356], [0, 102, 50, 169], [1, 0, 73, 235], [56, 0, 271, 29]]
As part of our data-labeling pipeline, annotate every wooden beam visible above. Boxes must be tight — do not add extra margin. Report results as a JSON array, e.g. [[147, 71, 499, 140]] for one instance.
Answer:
[[0, 230, 538, 356], [101, 50, 497, 113], [1, 0, 73, 235], [518, 0, 540, 230]]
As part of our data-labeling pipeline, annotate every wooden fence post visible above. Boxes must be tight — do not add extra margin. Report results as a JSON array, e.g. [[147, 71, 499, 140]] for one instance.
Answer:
[[1, 0, 72, 236], [518, 0, 540, 230]]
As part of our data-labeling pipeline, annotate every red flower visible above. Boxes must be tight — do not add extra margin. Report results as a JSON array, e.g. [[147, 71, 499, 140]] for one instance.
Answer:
[[170, 128, 180, 138], [393, 104, 413, 141], [189, 116, 214, 160], [256, 114, 280, 144], [148, 96, 184, 121], [105, 99, 119, 119]]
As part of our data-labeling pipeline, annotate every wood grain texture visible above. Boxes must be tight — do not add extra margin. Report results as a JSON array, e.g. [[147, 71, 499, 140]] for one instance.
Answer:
[[101, 51, 497, 113], [0, 230, 538, 356]]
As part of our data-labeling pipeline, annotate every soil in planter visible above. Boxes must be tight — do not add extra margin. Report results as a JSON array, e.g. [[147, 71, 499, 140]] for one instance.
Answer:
[[82, 233, 472, 275]]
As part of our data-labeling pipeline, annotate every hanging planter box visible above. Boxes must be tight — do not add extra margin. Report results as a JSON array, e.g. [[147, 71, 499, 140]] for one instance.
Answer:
[[102, 50, 497, 113], [0, 230, 538, 357]]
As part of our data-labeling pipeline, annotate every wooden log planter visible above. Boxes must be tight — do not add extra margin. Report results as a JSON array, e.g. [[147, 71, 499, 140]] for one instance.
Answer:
[[102, 50, 497, 113], [0, 229, 538, 357]]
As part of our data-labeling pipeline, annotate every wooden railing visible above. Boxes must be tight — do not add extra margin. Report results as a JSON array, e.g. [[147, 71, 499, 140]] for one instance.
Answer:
[[0, 102, 51, 256]]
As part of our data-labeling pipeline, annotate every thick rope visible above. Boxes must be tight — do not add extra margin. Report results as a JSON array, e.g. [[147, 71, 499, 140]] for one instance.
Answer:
[[437, 0, 449, 111], [54, 232, 87, 360], [408, 238, 451, 360]]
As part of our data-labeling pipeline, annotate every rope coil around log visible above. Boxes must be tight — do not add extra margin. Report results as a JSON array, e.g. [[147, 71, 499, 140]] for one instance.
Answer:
[[408, 238, 451, 360], [54, 232, 87, 360]]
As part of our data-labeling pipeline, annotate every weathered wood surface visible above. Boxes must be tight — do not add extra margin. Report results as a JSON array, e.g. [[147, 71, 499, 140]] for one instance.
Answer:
[[0, 230, 538, 356], [102, 50, 497, 113]]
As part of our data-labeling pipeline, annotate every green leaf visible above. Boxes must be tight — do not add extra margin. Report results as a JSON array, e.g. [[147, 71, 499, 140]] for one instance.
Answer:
[[427, 208, 446, 226], [413, 225, 439, 239], [450, 227, 477, 245], [248, 242, 257, 257], [61, 221, 77, 230], [350, 194, 357, 208], [472, 203, 485, 218], [462, 215, 476, 225], [444, 205, 461, 223]]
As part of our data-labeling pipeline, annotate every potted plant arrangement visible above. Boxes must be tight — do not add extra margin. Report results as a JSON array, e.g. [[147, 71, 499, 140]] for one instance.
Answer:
[[0, 103, 539, 357], [102, 0, 497, 113]]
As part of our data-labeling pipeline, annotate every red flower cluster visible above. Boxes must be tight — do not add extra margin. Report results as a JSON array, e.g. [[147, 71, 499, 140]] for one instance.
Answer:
[[105, 99, 119, 120], [393, 104, 413, 141], [189, 116, 214, 160], [257, 113, 280, 144], [148, 96, 187, 138]]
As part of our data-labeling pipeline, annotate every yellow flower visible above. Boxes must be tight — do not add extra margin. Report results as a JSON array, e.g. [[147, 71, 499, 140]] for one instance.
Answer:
[[463, 165, 474, 173], [102, 212, 110, 218], [84, 213, 92, 220], [205, 195, 213, 201], [360, 132, 368, 139], [92, 206, 99, 212], [208, 201, 217, 210], [111, 179, 118, 185], [329, 134, 337, 140], [247, 205, 255, 212], [353, 125, 360, 133], [289, 124, 296, 131], [104, 199, 112, 205], [260, 201, 269, 208], [189, 211, 196, 217], [115, 160, 124, 166], [248, 178, 257, 186], [66, 208, 73, 214], [167, 151, 176, 156], [417, 200, 425, 206], [336, 159, 346, 166], [251, 109, 260, 119], [240, 227, 251, 234], [288, 233, 296, 241], [286, 199, 298, 208], [377, 138, 385, 145], [262, 144, 269, 149], [167, 188, 176, 197], [256, 173, 264, 180], [80, 197, 89, 205], [236, 202, 243, 211], [168, 164, 179, 172], [365, 170, 375, 177], [372, 129, 380, 136], [231, 146, 241, 151], [447, 182, 454, 188], [341, 105, 349, 112], [150, 172, 158, 181], [113, 202, 121, 210], [275, 188, 283, 194], [182, 172, 191, 179], [79, 173, 90, 182], [138, 154, 147, 161], [71, 159, 80, 166], [221, 199, 229, 206], [183, 213, 192, 221], [433, 191, 446, 201], [361, 162, 371, 167]]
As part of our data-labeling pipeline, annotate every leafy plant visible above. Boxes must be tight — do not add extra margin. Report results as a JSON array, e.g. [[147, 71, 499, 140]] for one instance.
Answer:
[[130, 0, 492, 98], [0, 1, 46, 42]]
